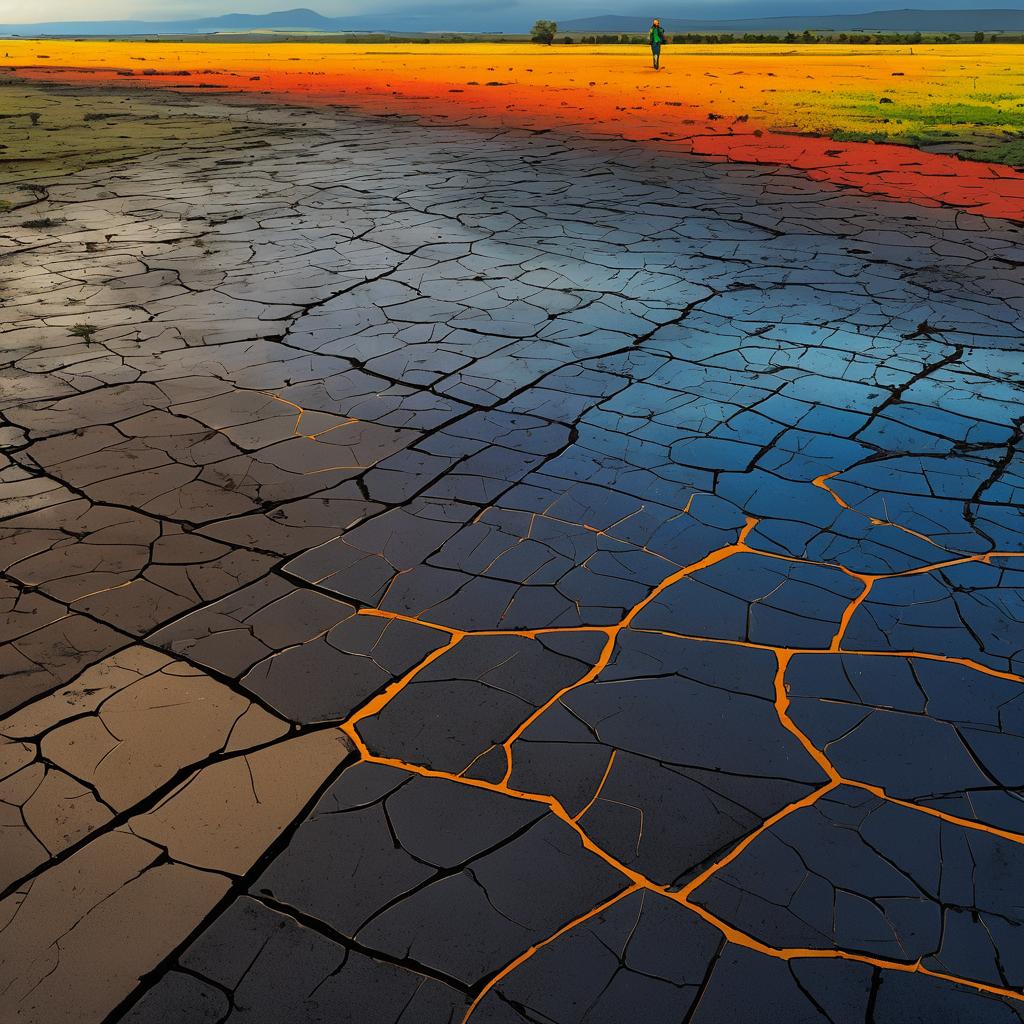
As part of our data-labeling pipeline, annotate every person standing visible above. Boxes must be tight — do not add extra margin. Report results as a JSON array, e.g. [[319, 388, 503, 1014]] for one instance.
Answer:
[[649, 19, 666, 69]]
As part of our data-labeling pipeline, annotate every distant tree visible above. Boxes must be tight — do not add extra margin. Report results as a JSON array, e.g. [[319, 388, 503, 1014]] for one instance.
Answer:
[[562, 35, 573, 43], [531, 19, 557, 44], [974, 30, 986, 42]]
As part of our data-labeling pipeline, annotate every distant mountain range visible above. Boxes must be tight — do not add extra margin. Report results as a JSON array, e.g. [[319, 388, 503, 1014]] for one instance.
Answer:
[[0, 8, 349, 36], [561, 8, 1024, 32], [0, 7, 452, 36], [1, 5, 1022, 36]]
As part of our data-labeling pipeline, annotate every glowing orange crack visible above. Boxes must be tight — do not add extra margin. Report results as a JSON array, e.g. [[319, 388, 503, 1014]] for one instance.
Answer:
[[355, 527, 1024, 676], [462, 886, 644, 1021], [815, 470, 957, 553], [336, 747, 1024, 1019], [334, 507, 1024, 1014], [268, 392, 360, 440], [572, 750, 617, 823], [352, 517, 1024, 800], [197, 388, 360, 445], [340, 636, 1024, 1013], [494, 518, 762, 787], [69, 578, 140, 603]]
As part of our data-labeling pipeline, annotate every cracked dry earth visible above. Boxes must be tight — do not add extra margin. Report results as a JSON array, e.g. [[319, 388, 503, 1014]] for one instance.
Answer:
[[1, 95, 1024, 1024]]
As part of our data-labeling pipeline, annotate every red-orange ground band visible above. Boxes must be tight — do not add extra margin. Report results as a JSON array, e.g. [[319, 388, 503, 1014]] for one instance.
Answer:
[[5, 41, 1024, 222]]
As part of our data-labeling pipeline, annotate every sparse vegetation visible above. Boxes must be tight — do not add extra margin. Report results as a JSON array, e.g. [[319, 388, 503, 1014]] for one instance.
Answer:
[[0, 83, 233, 186], [68, 323, 99, 341]]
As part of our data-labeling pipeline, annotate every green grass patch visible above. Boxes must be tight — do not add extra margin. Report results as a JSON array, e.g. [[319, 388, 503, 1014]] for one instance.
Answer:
[[771, 88, 1024, 164], [0, 81, 235, 186]]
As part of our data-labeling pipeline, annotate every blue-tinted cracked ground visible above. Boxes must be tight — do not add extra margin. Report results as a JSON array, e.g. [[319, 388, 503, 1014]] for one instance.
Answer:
[[1, 96, 1023, 1024]]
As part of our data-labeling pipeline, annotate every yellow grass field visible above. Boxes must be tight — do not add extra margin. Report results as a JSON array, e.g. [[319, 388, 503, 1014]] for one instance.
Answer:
[[4, 40, 1024, 218]]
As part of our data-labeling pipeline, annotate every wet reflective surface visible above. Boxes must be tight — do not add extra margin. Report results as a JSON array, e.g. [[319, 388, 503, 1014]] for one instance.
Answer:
[[1, 99, 1023, 1023]]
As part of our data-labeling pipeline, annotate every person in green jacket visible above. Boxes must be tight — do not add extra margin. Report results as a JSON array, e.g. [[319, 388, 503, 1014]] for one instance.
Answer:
[[650, 19, 666, 69]]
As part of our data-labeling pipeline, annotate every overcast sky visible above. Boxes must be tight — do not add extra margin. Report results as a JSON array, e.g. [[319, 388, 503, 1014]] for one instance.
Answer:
[[0, 0, 1014, 26]]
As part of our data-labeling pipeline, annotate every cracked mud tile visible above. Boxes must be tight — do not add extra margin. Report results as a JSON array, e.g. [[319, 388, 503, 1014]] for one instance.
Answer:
[[284, 497, 477, 607], [689, 785, 1024, 992], [469, 891, 726, 1023], [406, 512, 678, 630], [299, 486, 746, 633], [786, 653, 1024, 833], [679, 946, 1024, 1024], [149, 573, 359, 679], [722, 468, 956, 577], [127, 727, 351, 874], [358, 631, 608, 777], [0, 605, 129, 715], [818, 425, 1024, 557], [842, 559, 1024, 674], [0, 465, 71, 522], [0, 499, 276, 637], [6, 380, 408, 533], [197, 479, 382, 558], [868, 971, 1024, 1024], [0, 728, 350, 1023], [496, 479, 746, 570], [119, 895, 466, 1024], [0, 646, 289, 889], [0, 749, 112, 895], [631, 551, 865, 649], [239, 611, 447, 725], [470, 890, 1024, 1023], [0, 829, 229, 1024], [418, 412, 572, 500], [508, 632, 826, 885], [820, 461, 996, 556], [250, 762, 628, 988]]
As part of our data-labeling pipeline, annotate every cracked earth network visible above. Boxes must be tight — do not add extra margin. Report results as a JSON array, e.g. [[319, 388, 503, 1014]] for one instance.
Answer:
[[1, 73, 1024, 1024]]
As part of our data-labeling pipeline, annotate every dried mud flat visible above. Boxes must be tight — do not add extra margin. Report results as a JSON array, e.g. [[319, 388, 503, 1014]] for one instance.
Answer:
[[1, 91, 1024, 1024]]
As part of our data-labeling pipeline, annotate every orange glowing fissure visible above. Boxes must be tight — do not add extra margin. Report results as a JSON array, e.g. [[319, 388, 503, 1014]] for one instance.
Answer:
[[6, 41, 1024, 222], [335, 491, 1024, 1016]]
